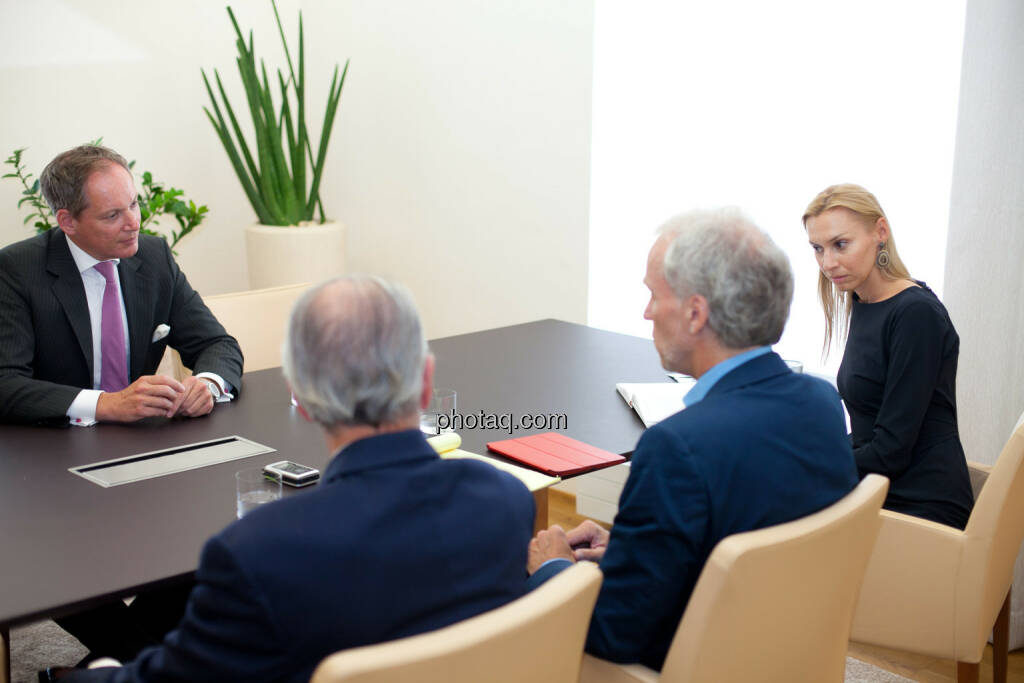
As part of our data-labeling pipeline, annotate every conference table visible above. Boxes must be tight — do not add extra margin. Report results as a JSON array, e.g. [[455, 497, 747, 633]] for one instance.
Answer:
[[0, 319, 666, 679]]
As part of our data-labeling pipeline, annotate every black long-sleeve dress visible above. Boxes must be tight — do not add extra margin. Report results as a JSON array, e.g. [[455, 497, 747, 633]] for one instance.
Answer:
[[837, 281, 974, 529]]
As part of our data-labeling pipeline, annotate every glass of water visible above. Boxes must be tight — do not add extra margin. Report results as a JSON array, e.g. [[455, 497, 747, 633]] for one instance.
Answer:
[[420, 388, 457, 435], [236, 467, 282, 519]]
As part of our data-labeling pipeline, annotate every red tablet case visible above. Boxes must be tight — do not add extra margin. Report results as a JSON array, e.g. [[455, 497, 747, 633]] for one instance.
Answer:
[[485, 432, 626, 476]]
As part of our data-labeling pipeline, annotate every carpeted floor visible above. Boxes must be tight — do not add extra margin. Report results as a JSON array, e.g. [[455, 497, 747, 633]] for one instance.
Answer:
[[9, 618, 914, 683], [10, 620, 88, 683], [845, 656, 916, 682]]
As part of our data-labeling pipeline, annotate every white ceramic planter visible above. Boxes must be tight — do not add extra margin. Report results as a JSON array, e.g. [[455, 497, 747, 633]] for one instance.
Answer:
[[244, 221, 345, 290]]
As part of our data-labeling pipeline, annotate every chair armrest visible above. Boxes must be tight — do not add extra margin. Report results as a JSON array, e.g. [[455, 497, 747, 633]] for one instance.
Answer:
[[968, 460, 993, 475], [967, 460, 992, 499], [580, 654, 660, 683], [851, 510, 963, 658]]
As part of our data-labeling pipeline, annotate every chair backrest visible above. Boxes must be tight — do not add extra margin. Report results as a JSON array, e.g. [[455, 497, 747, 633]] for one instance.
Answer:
[[660, 474, 889, 683], [958, 410, 1024, 655], [154, 283, 312, 380], [202, 282, 312, 372], [310, 561, 603, 683]]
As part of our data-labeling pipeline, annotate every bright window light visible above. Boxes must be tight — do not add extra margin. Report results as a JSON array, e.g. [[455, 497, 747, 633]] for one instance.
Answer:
[[588, 0, 966, 377]]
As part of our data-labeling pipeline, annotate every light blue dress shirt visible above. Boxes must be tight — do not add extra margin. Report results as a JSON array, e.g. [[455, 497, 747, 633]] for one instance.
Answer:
[[683, 345, 772, 407]]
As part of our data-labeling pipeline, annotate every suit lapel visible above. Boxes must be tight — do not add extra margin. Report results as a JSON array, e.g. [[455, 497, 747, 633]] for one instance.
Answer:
[[46, 231, 94, 379], [118, 252, 154, 381]]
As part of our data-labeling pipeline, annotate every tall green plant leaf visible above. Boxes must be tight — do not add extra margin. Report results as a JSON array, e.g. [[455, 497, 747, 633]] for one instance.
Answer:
[[213, 70, 261, 189], [202, 1, 348, 226], [306, 60, 348, 218], [201, 70, 272, 224]]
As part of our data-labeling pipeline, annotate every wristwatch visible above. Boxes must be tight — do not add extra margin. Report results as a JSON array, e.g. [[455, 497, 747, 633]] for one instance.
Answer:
[[199, 377, 222, 400]]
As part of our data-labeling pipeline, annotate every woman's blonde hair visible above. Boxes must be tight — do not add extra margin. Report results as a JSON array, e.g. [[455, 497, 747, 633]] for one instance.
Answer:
[[802, 183, 911, 357]]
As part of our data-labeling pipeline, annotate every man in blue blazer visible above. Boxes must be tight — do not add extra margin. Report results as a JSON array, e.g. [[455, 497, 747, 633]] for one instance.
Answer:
[[527, 208, 858, 670], [62, 275, 535, 682], [0, 145, 242, 426]]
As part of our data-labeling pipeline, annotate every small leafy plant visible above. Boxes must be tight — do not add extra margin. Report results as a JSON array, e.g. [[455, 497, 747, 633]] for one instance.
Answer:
[[4, 148, 55, 233], [3, 146, 208, 253]]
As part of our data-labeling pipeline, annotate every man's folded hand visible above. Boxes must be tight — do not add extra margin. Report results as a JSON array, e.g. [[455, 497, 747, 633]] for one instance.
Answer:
[[96, 375, 186, 422]]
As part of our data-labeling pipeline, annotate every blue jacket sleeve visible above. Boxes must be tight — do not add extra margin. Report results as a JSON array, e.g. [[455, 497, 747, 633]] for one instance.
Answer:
[[66, 535, 289, 683], [526, 558, 574, 590], [584, 425, 709, 668]]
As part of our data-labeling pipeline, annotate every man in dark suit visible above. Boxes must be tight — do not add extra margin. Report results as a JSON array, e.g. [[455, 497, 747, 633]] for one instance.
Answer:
[[0, 146, 244, 672], [61, 275, 536, 682], [0, 145, 242, 426], [526, 208, 859, 670]]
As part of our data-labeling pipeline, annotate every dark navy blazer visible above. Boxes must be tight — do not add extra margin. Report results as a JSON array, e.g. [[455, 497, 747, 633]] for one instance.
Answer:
[[529, 352, 858, 669], [68, 429, 535, 682]]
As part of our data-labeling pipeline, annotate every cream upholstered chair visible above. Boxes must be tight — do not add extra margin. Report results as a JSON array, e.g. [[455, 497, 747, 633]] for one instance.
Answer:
[[850, 411, 1024, 683], [156, 282, 312, 378], [581, 473, 889, 683], [202, 282, 312, 372], [309, 561, 602, 683], [968, 411, 1024, 681], [965, 458, 1012, 683]]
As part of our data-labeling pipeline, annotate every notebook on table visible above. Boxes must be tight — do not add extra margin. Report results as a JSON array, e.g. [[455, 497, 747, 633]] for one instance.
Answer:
[[485, 432, 626, 476], [616, 377, 696, 427]]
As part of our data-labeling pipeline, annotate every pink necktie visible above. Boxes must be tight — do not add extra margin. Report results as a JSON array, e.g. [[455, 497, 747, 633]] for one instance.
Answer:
[[95, 261, 129, 392]]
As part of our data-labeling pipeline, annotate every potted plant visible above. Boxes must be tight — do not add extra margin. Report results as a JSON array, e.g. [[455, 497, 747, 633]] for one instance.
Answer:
[[4, 145, 207, 253], [202, 0, 349, 288]]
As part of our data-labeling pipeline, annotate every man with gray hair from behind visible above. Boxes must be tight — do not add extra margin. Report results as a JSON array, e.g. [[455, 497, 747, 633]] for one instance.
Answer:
[[66, 275, 535, 683], [525, 208, 858, 671]]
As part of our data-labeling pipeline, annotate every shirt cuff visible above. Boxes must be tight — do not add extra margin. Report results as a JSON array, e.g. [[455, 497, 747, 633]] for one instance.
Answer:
[[67, 389, 102, 426], [195, 372, 234, 403], [87, 657, 122, 669], [537, 558, 572, 573]]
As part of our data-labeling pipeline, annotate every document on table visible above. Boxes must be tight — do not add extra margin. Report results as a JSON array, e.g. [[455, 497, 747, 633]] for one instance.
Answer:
[[616, 377, 697, 427], [426, 433, 561, 492]]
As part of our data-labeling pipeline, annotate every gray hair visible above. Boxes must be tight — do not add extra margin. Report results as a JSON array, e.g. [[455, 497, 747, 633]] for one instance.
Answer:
[[658, 208, 793, 349], [282, 275, 428, 430], [39, 145, 132, 217]]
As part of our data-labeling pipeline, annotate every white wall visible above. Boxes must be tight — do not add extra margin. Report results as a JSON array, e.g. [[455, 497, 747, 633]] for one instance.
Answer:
[[944, 0, 1024, 464], [0, 0, 593, 340]]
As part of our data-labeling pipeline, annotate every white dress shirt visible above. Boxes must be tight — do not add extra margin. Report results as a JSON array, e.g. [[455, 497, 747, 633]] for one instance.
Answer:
[[63, 239, 230, 426]]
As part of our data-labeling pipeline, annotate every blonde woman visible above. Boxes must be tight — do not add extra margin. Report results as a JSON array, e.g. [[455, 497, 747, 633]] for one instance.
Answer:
[[803, 184, 972, 529]]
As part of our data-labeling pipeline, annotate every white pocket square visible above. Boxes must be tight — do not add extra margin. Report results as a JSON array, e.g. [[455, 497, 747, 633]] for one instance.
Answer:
[[151, 324, 171, 343]]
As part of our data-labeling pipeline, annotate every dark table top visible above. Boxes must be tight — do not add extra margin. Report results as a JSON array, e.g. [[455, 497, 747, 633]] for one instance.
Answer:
[[0, 319, 664, 628]]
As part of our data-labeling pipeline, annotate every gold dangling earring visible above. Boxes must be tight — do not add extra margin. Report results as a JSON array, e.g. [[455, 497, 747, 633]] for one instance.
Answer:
[[876, 242, 890, 268]]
